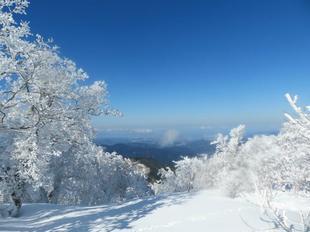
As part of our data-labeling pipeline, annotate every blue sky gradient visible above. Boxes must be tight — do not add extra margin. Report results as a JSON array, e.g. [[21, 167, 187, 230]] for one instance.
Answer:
[[25, 0, 310, 137]]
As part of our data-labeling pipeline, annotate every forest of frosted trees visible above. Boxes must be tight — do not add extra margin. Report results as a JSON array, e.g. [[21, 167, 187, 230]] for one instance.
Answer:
[[0, 1, 309, 230], [155, 94, 310, 198]]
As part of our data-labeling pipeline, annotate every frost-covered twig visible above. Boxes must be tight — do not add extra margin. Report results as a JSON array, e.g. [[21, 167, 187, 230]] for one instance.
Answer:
[[247, 185, 310, 232]]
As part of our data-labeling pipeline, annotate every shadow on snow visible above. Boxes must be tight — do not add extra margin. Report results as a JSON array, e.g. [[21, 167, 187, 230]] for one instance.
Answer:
[[0, 191, 196, 232]]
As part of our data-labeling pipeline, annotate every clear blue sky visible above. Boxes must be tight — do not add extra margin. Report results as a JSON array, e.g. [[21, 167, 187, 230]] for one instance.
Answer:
[[25, 0, 310, 137]]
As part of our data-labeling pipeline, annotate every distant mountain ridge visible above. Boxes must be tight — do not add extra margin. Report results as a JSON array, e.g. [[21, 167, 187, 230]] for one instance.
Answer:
[[97, 140, 215, 165]]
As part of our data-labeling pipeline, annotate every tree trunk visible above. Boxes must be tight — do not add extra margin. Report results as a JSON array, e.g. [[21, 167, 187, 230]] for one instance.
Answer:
[[9, 192, 22, 217]]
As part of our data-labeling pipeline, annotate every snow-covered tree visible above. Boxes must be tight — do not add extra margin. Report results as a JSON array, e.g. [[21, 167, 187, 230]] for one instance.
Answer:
[[154, 156, 209, 194], [0, 0, 151, 216], [277, 94, 310, 193]]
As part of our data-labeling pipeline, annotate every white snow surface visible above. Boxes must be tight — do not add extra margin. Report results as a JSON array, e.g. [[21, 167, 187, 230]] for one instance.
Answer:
[[0, 190, 308, 232]]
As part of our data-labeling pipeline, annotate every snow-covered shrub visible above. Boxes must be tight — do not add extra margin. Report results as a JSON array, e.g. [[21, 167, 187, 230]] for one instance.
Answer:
[[49, 146, 151, 205], [1, 144, 152, 206], [154, 156, 209, 194], [247, 187, 310, 232], [154, 125, 248, 196], [209, 125, 249, 197]]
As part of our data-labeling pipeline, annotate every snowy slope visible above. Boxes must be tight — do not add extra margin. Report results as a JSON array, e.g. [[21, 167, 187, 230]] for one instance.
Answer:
[[0, 190, 307, 232]]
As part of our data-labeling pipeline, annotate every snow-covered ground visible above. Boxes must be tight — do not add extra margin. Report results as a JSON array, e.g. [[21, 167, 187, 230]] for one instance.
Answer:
[[0, 190, 307, 232]]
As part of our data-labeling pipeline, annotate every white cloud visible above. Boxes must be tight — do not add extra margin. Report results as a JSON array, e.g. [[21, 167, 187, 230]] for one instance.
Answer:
[[102, 128, 153, 134], [200, 125, 210, 130], [160, 129, 179, 147], [132, 128, 153, 133]]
